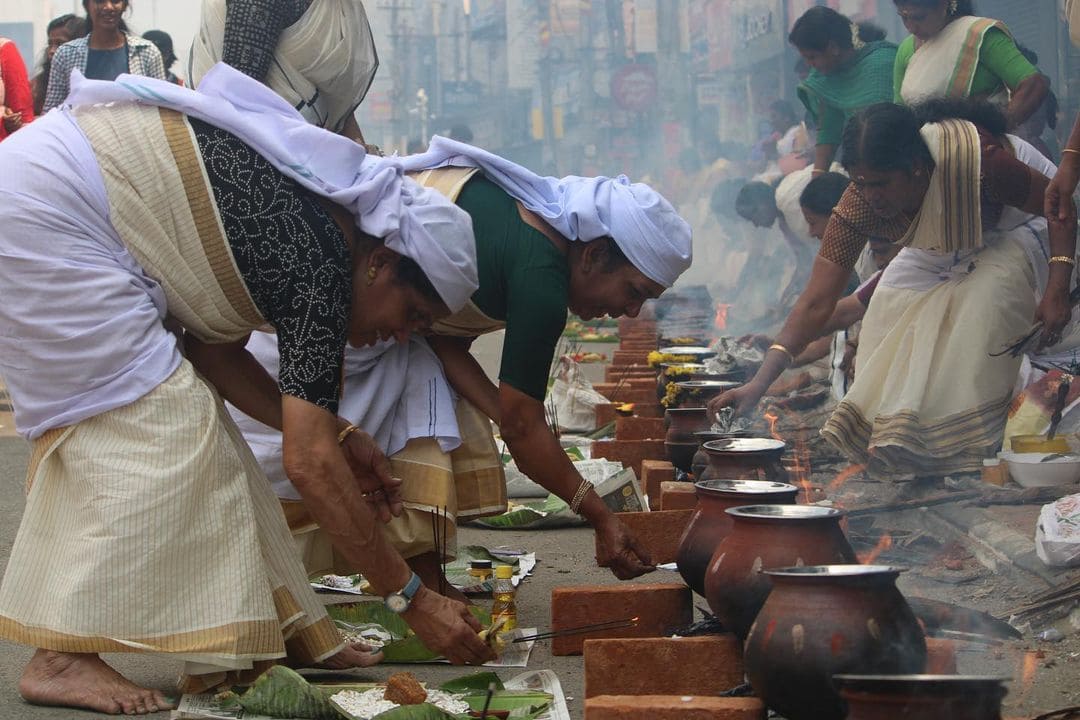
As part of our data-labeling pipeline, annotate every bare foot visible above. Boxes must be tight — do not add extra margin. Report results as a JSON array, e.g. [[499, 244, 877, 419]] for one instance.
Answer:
[[409, 552, 472, 605], [315, 641, 384, 669], [19, 650, 173, 715]]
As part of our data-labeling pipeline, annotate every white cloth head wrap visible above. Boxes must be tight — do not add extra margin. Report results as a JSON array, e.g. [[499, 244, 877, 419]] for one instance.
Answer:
[[399, 136, 693, 288], [62, 64, 479, 311]]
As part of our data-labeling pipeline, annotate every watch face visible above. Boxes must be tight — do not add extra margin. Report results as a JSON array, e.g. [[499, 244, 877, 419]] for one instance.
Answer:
[[386, 593, 409, 613]]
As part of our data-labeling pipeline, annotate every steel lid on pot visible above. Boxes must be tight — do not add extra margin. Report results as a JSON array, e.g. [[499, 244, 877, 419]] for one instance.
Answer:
[[726, 505, 844, 521], [676, 380, 742, 390], [703, 438, 786, 454], [762, 564, 907, 580], [695, 479, 798, 495], [657, 346, 716, 357]]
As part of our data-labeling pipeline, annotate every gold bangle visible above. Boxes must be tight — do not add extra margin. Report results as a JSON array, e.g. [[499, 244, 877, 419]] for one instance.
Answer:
[[1063, 148, 1080, 157], [768, 343, 795, 363], [811, 169, 826, 176], [1050, 256, 1077, 267], [569, 480, 594, 515], [337, 423, 361, 445]]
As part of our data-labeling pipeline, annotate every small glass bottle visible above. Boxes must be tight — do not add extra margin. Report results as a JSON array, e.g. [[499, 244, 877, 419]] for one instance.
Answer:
[[490, 564, 517, 633], [469, 559, 494, 584]]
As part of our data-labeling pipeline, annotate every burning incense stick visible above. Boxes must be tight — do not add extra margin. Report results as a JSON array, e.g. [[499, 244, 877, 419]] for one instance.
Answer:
[[511, 617, 639, 643]]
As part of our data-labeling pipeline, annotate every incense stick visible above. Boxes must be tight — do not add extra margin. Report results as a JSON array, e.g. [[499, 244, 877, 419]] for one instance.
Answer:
[[512, 617, 639, 643]]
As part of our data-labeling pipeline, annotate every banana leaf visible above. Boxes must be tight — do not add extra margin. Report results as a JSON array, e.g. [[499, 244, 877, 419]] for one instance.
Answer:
[[459, 690, 553, 715], [326, 603, 492, 663], [437, 671, 504, 694], [221, 666, 338, 720], [471, 494, 585, 530]]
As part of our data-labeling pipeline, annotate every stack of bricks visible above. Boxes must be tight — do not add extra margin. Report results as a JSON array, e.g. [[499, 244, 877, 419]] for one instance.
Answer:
[[592, 316, 663, 428]]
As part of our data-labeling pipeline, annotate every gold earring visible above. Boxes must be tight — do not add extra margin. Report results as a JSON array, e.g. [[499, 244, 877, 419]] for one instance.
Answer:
[[366, 266, 377, 286]]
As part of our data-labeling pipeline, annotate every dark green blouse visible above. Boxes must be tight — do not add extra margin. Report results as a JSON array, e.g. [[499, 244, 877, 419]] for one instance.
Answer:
[[455, 175, 570, 400]]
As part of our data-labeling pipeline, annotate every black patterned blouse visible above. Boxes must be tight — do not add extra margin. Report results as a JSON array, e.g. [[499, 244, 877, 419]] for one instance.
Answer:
[[222, 0, 314, 83], [190, 117, 352, 413]]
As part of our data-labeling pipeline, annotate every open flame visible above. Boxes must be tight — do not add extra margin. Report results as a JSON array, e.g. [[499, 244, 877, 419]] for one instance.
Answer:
[[857, 533, 893, 564], [1019, 649, 1040, 699], [828, 463, 866, 493], [765, 410, 814, 502], [714, 303, 731, 332]]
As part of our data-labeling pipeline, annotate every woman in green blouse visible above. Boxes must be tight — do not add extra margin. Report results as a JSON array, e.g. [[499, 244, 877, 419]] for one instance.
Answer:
[[892, 0, 1047, 129]]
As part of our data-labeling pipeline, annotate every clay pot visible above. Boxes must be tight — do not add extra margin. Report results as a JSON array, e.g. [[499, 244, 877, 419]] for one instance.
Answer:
[[675, 480, 799, 596], [745, 566, 927, 720], [704, 505, 855, 639], [665, 441, 699, 473], [664, 407, 710, 443], [657, 363, 709, 401], [699, 438, 789, 483], [836, 675, 1007, 720], [691, 431, 725, 477]]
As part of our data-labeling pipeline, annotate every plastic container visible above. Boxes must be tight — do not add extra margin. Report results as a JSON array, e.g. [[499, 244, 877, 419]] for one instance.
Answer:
[[491, 564, 517, 633], [1010, 434, 1071, 453], [1000, 452, 1080, 488]]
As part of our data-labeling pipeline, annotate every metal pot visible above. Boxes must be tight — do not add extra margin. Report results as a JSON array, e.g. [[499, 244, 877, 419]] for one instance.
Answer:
[[675, 480, 799, 597], [745, 566, 927, 720], [699, 438, 789, 482], [836, 675, 1007, 720], [704, 506, 855, 639]]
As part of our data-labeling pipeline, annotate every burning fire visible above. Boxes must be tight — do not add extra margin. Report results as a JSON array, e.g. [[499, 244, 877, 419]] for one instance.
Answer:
[[1018, 649, 1040, 699], [828, 463, 866, 493], [714, 303, 731, 332], [857, 533, 893, 564], [766, 410, 814, 502]]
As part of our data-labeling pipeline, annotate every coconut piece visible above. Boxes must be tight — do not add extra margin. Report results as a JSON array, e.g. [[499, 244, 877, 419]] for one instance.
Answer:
[[383, 671, 427, 705]]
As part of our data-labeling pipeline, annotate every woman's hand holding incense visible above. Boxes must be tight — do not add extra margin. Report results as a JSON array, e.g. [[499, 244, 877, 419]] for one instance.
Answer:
[[402, 586, 495, 666], [339, 428, 404, 523]]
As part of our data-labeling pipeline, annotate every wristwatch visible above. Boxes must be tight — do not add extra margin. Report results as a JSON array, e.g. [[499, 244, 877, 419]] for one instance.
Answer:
[[384, 572, 422, 614]]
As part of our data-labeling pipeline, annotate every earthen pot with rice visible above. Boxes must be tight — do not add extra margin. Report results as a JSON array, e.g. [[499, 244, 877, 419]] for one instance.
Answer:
[[744, 566, 927, 720], [675, 479, 799, 596], [704, 505, 855, 638], [698, 437, 789, 482]]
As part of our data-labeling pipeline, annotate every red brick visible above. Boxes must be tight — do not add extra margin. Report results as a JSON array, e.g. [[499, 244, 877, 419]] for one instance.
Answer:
[[592, 386, 657, 405], [595, 403, 617, 429], [603, 509, 693, 565], [615, 416, 664, 441], [592, 439, 666, 479], [633, 403, 665, 418], [613, 350, 651, 366], [659, 481, 698, 510], [640, 459, 675, 500], [585, 696, 765, 719], [584, 635, 744, 698], [604, 365, 655, 382], [924, 637, 958, 674], [550, 583, 692, 656]]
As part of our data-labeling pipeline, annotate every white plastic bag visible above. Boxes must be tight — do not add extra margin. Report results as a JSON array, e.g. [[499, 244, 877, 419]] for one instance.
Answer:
[[546, 357, 609, 432], [1036, 492, 1080, 568]]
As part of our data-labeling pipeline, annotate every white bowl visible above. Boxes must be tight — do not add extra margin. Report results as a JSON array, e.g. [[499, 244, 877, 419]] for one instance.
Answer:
[[1000, 452, 1080, 488]]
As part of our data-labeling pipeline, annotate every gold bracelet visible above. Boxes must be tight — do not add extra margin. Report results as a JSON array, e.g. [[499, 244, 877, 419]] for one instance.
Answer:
[[768, 343, 795, 363], [569, 480, 594, 515], [1050, 256, 1077, 267], [337, 423, 361, 445], [811, 169, 826, 176], [1063, 148, 1080, 157]]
